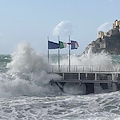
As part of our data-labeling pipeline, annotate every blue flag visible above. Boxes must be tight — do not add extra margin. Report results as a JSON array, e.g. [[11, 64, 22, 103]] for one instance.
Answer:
[[48, 41, 59, 49], [71, 41, 79, 49]]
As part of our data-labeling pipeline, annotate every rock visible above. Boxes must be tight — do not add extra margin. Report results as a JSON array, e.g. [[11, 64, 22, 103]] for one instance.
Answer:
[[84, 30, 120, 55]]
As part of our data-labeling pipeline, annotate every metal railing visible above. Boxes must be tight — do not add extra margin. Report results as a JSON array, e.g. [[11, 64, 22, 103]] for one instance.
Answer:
[[48, 65, 120, 73]]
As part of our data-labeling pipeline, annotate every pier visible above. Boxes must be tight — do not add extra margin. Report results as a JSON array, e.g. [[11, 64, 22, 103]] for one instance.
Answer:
[[49, 65, 120, 94]]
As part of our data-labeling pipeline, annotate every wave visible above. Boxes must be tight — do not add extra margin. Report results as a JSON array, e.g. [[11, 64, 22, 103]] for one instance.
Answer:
[[0, 42, 120, 97], [0, 42, 61, 98]]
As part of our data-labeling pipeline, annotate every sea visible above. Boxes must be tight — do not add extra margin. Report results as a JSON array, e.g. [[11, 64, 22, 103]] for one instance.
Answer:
[[0, 42, 120, 119]]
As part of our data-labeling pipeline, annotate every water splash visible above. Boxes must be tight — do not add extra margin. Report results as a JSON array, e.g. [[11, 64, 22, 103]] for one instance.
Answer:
[[0, 42, 61, 98], [7, 42, 50, 75], [0, 42, 118, 97], [54, 47, 114, 72]]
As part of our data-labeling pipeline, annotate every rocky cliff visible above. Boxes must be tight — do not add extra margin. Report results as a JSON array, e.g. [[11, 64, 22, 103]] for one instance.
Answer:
[[84, 33, 120, 55]]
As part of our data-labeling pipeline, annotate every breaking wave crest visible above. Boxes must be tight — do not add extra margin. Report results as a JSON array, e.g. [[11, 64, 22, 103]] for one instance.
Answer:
[[0, 42, 61, 98], [0, 42, 118, 98]]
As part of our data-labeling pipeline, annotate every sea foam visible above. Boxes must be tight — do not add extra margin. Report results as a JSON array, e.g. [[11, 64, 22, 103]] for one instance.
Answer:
[[0, 42, 61, 97], [0, 42, 116, 97]]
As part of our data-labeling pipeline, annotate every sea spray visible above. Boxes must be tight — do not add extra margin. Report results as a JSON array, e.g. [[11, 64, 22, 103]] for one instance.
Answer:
[[58, 48, 114, 72], [7, 42, 50, 75], [50, 47, 113, 71], [51, 48, 115, 94], [0, 42, 116, 97], [0, 42, 61, 97], [0, 47, 119, 119]]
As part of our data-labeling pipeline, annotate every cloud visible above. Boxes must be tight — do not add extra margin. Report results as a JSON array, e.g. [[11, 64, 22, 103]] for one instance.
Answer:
[[97, 22, 113, 32], [53, 21, 72, 36]]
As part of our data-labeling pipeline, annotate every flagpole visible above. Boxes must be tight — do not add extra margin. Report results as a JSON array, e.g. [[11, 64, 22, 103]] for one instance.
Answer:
[[47, 36, 49, 63], [58, 36, 60, 71], [69, 36, 71, 72]]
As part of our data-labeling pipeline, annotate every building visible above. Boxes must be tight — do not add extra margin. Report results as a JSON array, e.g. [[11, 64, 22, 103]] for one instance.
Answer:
[[113, 20, 120, 28], [98, 31, 104, 39], [98, 20, 120, 39]]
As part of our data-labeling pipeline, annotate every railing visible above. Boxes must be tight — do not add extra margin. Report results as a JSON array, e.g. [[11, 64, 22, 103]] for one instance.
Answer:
[[48, 65, 120, 73]]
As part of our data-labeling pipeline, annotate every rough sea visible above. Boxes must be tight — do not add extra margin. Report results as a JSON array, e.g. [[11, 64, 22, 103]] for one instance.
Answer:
[[0, 42, 120, 120]]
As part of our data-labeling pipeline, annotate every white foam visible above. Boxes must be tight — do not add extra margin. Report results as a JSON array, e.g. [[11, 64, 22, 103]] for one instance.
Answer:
[[58, 47, 114, 72], [0, 42, 62, 97], [0, 42, 117, 97], [7, 42, 50, 75]]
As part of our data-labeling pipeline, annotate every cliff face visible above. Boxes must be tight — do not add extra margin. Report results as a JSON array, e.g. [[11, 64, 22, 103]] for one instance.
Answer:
[[85, 33, 120, 55]]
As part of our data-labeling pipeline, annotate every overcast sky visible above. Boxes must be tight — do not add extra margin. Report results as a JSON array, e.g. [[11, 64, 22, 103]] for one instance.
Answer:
[[0, 0, 119, 54]]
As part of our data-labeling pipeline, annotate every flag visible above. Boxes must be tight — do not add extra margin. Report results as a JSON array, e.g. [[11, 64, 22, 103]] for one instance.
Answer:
[[71, 40, 79, 49], [67, 42, 71, 45], [48, 41, 59, 49], [59, 41, 67, 49]]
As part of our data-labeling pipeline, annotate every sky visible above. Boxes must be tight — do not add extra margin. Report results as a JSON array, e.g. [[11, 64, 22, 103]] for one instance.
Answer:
[[0, 0, 120, 54]]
